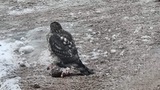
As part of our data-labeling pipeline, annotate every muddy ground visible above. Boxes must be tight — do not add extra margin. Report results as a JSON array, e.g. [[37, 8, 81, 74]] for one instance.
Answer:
[[0, 0, 160, 90]]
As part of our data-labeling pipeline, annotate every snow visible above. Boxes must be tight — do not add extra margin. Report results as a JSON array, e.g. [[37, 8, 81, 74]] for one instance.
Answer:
[[0, 28, 40, 89], [0, 40, 18, 78], [140, 0, 152, 3], [0, 77, 21, 90], [8, 8, 34, 15], [90, 51, 100, 60], [8, 6, 49, 15], [0, 40, 22, 90], [19, 45, 34, 54], [141, 35, 151, 39], [7, 0, 103, 16], [38, 50, 52, 65]]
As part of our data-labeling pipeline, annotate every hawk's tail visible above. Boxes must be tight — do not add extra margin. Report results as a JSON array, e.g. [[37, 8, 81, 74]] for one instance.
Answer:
[[76, 60, 94, 75]]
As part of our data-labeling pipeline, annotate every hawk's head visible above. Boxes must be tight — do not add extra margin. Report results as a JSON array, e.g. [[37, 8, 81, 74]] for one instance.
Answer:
[[50, 22, 62, 33]]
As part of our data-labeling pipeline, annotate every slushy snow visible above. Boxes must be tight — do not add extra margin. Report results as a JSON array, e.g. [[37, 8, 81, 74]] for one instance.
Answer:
[[0, 40, 22, 90]]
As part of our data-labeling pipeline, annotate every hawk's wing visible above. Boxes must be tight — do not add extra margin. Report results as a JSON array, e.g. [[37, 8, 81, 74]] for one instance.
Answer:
[[49, 33, 79, 61]]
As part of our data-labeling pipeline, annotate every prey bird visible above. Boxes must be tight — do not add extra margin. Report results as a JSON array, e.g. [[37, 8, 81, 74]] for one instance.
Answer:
[[47, 22, 93, 76]]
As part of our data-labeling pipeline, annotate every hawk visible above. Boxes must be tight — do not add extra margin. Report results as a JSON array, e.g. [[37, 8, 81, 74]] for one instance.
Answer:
[[47, 22, 93, 76]]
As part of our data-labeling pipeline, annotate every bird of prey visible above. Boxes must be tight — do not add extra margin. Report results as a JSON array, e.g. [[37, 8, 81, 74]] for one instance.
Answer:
[[47, 21, 93, 76]]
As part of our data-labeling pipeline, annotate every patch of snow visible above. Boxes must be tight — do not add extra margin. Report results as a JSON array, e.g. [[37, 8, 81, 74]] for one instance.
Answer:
[[90, 49, 108, 58], [8, 6, 49, 15], [18, 60, 30, 67], [38, 50, 52, 65], [90, 51, 100, 60], [14, 27, 50, 67], [141, 35, 151, 39], [140, 0, 152, 3], [0, 77, 21, 90], [0, 40, 18, 78], [16, 0, 29, 2], [14, 41, 25, 47], [80, 54, 90, 64], [26, 26, 49, 38], [47, 0, 103, 8], [8, 0, 103, 16], [19, 45, 34, 54], [8, 8, 34, 15], [0, 40, 21, 89], [141, 35, 153, 44], [20, 37, 26, 41]]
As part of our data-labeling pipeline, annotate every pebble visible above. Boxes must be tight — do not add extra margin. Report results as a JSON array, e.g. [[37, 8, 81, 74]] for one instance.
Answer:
[[19, 63, 26, 67], [32, 84, 40, 88], [110, 49, 116, 53]]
